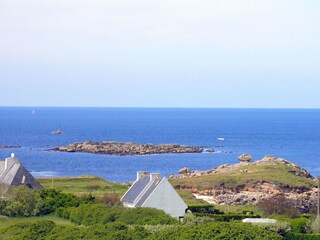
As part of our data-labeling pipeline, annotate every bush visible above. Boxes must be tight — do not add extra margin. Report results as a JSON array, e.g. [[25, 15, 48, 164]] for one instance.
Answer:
[[0, 187, 95, 217], [37, 189, 86, 215], [2, 221, 150, 240], [147, 222, 283, 240], [305, 216, 320, 234], [285, 233, 320, 240], [183, 213, 215, 225], [256, 221, 291, 236], [58, 204, 177, 226], [258, 194, 298, 218], [0, 186, 39, 217], [101, 193, 121, 207], [187, 204, 224, 215], [290, 217, 309, 234], [194, 213, 260, 222]]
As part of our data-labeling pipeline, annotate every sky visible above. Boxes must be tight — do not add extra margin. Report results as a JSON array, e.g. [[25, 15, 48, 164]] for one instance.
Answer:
[[0, 0, 319, 108]]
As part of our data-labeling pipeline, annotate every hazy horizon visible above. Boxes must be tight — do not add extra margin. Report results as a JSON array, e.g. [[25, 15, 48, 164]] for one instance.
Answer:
[[1, 1, 319, 108]]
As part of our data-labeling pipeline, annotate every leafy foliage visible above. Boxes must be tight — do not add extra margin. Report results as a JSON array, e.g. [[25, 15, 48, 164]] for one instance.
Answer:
[[1, 220, 284, 240], [0, 187, 95, 217], [258, 194, 298, 218], [187, 204, 224, 214], [0, 186, 39, 217], [147, 222, 283, 240], [57, 204, 177, 226], [255, 221, 291, 236]]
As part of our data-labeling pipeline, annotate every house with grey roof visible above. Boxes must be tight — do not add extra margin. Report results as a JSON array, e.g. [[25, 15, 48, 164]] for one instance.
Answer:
[[0, 153, 43, 192], [121, 171, 187, 219]]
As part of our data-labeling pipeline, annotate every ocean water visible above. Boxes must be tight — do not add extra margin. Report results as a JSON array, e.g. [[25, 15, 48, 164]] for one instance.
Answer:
[[0, 107, 319, 182]]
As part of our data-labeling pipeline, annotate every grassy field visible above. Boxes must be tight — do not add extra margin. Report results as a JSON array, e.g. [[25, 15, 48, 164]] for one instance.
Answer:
[[37, 175, 129, 198], [170, 160, 316, 190]]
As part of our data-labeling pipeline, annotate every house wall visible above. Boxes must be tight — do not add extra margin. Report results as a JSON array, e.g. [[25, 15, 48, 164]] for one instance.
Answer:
[[142, 178, 187, 218]]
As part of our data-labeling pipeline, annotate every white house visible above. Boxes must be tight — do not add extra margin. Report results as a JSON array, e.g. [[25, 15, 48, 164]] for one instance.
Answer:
[[0, 153, 43, 192], [121, 171, 187, 219]]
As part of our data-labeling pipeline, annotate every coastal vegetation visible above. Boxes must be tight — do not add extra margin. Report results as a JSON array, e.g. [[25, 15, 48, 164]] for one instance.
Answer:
[[171, 156, 317, 213], [171, 157, 315, 190], [1, 158, 320, 239], [37, 176, 128, 199]]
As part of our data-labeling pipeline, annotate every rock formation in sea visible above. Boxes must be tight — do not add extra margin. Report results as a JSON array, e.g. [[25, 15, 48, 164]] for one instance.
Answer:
[[52, 141, 208, 156]]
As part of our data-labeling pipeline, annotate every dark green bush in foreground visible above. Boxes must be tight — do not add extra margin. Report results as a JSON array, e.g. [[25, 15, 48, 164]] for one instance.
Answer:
[[56, 204, 177, 225], [285, 233, 320, 240], [1, 220, 284, 240], [187, 204, 224, 214], [0, 187, 94, 217]]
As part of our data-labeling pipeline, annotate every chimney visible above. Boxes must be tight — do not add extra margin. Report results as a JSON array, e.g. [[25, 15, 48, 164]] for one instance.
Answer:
[[150, 173, 161, 182], [5, 153, 19, 170], [136, 171, 147, 181]]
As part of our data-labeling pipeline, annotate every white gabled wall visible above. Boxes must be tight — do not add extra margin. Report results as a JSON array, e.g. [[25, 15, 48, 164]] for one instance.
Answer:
[[141, 178, 187, 218]]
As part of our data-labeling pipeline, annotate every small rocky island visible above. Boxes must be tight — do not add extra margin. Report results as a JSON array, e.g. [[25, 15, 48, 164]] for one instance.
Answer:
[[52, 141, 207, 156], [0, 145, 21, 149]]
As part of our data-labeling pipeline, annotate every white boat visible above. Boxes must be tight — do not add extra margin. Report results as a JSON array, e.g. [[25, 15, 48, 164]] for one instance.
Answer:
[[50, 128, 63, 134], [51, 124, 63, 134], [217, 137, 225, 141]]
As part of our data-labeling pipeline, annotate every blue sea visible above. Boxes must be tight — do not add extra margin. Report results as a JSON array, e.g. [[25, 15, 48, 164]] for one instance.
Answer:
[[0, 107, 320, 182]]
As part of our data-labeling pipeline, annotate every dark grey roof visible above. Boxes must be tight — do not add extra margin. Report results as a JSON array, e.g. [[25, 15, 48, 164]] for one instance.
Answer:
[[135, 178, 161, 207], [0, 157, 43, 192], [122, 175, 150, 203]]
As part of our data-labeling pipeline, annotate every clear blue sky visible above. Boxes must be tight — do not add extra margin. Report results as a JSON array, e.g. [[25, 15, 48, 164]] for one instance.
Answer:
[[1, 0, 319, 108]]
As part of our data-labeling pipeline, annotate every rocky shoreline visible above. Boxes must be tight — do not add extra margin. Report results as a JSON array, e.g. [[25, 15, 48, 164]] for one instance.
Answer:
[[172, 156, 317, 213], [52, 141, 208, 156], [0, 145, 21, 149]]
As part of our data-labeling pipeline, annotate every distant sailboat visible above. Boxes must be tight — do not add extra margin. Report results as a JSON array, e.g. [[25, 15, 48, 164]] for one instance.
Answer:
[[32, 109, 36, 115], [217, 137, 225, 141], [50, 124, 63, 134]]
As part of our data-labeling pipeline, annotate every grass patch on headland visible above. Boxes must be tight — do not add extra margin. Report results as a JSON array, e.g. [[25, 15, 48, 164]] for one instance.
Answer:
[[176, 190, 208, 205], [37, 176, 129, 198], [170, 160, 316, 190]]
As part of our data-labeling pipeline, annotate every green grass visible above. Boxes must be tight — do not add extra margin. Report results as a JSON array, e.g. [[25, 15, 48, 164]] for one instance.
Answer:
[[170, 161, 316, 190], [214, 204, 263, 215], [37, 175, 129, 198], [176, 190, 208, 205]]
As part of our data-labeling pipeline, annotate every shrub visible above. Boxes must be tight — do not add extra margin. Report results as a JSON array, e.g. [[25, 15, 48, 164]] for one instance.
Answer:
[[285, 233, 320, 240], [290, 217, 309, 234], [1, 186, 39, 217], [147, 222, 283, 240], [37, 189, 84, 215], [305, 216, 320, 234], [258, 194, 298, 218], [183, 213, 215, 225], [256, 221, 291, 236], [2, 221, 150, 240], [101, 193, 121, 207], [187, 204, 224, 215], [59, 204, 177, 226], [193, 213, 260, 221]]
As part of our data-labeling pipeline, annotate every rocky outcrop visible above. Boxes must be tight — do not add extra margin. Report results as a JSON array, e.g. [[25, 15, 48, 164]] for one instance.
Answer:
[[0, 146, 21, 149], [192, 186, 318, 213], [179, 167, 191, 175], [238, 153, 252, 162], [52, 141, 207, 156], [172, 156, 317, 213]]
